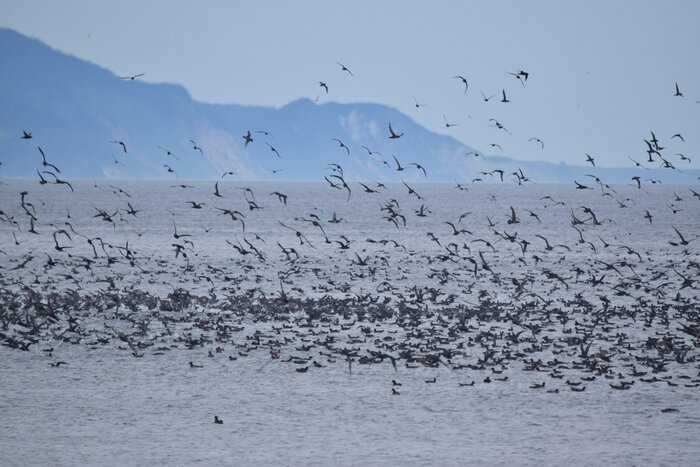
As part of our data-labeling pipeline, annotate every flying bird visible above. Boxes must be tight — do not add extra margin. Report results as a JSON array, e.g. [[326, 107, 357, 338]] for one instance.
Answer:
[[111, 140, 127, 153], [332, 138, 350, 155], [21, 130, 32, 139], [335, 61, 354, 76], [453, 75, 468, 93], [388, 123, 403, 139], [265, 142, 281, 158], [671, 133, 684, 142], [318, 82, 329, 93], [243, 131, 253, 148], [157, 145, 180, 160], [443, 114, 459, 128], [507, 70, 528, 87], [529, 138, 544, 149], [480, 91, 496, 102], [38, 146, 60, 173], [501, 89, 510, 103], [189, 139, 203, 153], [674, 82, 683, 97], [120, 73, 145, 80], [412, 95, 426, 108]]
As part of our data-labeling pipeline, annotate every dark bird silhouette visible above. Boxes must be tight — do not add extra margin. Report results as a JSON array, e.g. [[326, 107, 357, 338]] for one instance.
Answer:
[[585, 154, 595, 166], [391, 155, 405, 171], [38, 146, 60, 173], [189, 140, 203, 153], [318, 82, 329, 93], [265, 142, 281, 158], [243, 131, 253, 147], [336, 61, 354, 76], [279, 221, 315, 248], [358, 182, 380, 194], [501, 89, 510, 103], [670, 226, 691, 246], [529, 137, 544, 149], [410, 163, 427, 177], [22, 130, 32, 139], [37, 170, 48, 185], [507, 70, 528, 87], [388, 123, 403, 139], [507, 206, 519, 224], [173, 220, 194, 240], [671, 133, 684, 142], [269, 191, 288, 205], [332, 138, 350, 155], [402, 179, 421, 199], [157, 145, 180, 160], [361, 145, 381, 156], [480, 91, 496, 102], [110, 140, 127, 153], [412, 95, 426, 108], [214, 181, 223, 198], [120, 73, 145, 80], [42, 171, 73, 191], [453, 75, 468, 93], [674, 82, 683, 97], [443, 114, 459, 128], [214, 416, 223, 424]]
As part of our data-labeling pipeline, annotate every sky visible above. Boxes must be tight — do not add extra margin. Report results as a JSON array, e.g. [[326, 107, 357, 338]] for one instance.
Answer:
[[2, 0, 700, 169]]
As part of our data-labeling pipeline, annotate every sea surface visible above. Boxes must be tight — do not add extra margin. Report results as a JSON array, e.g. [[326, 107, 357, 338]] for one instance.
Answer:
[[1, 180, 699, 465]]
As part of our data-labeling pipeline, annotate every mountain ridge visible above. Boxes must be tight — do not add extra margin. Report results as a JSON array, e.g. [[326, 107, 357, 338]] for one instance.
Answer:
[[1, 28, 698, 184]]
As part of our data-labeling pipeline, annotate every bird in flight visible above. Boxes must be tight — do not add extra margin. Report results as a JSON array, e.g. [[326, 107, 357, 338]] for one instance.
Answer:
[[507, 70, 528, 87], [453, 75, 468, 93], [480, 91, 495, 102], [319, 82, 329, 93], [501, 89, 510, 103], [38, 146, 60, 173], [336, 61, 354, 76], [157, 145, 180, 160], [332, 138, 350, 155], [361, 145, 381, 156], [529, 138, 544, 149], [120, 73, 145, 80], [189, 140, 203, 153], [243, 131, 253, 148], [585, 154, 595, 166], [674, 82, 683, 97], [412, 95, 426, 108], [111, 140, 127, 153], [388, 123, 403, 139], [21, 130, 32, 139], [671, 133, 684, 142], [265, 142, 281, 158], [443, 114, 459, 128]]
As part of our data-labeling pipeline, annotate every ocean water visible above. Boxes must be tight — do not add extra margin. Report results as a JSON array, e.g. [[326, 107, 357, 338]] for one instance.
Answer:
[[1, 179, 699, 465]]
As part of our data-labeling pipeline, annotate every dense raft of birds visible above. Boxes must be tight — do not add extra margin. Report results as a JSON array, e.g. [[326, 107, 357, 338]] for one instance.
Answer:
[[1, 181, 699, 395], [1, 273, 699, 392]]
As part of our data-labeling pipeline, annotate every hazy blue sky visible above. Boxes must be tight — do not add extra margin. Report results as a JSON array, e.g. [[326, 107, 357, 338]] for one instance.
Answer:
[[2, 0, 699, 168]]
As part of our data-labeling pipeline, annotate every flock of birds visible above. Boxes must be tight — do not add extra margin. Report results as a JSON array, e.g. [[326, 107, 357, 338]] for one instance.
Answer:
[[1, 63, 699, 406]]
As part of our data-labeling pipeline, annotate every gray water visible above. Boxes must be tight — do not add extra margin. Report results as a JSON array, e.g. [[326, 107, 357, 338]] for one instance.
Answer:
[[1, 180, 699, 465]]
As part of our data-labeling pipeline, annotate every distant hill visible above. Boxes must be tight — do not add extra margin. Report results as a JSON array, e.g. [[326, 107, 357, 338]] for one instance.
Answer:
[[1, 28, 698, 183]]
